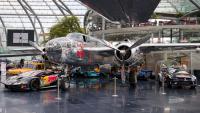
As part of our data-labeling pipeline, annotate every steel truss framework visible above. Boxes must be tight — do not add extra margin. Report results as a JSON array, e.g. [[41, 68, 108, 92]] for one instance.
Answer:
[[0, 0, 199, 47], [155, 0, 200, 14]]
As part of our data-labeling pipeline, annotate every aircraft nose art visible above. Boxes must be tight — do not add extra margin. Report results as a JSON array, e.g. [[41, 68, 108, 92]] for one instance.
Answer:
[[78, 0, 161, 23]]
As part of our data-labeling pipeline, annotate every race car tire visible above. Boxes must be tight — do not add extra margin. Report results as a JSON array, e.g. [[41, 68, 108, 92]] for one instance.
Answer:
[[166, 79, 172, 88], [145, 76, 150, 81], [190, 86, 196, 89], [167, 83, 172, 88], [29, 79, 40, 91]]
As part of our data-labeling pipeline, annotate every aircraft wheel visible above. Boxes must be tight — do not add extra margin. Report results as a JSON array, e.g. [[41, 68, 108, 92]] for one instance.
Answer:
[[166, 79, 172, 88], [84, 72, 88, 77], [158, 80, 162, 87], [190, 86, 196, 89], [167, 83, 172, 88], [29, 79, 40, 91]]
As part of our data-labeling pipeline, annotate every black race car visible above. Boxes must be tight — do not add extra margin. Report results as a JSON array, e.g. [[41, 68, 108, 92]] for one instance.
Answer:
[[170, 70, 197, 89], [4, 70, 67, 91], [158, 67, 197, 89]]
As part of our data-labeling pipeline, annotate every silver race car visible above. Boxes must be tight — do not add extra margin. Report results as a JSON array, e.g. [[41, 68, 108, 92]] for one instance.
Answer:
[[158, 67, 197, 89]]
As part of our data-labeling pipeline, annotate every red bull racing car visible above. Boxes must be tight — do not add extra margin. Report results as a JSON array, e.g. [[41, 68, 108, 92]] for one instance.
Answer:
[[4, 70, 66, 91]]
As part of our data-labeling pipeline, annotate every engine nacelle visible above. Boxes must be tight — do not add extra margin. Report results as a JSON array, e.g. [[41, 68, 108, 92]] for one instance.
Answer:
[[114, 43, 141, 66]]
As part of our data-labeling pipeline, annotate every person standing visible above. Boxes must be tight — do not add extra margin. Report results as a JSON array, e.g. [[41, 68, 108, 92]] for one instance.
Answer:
[[121, 65, 126, 84], [19, 59, 24, 68], [129, 67, 137, 87]]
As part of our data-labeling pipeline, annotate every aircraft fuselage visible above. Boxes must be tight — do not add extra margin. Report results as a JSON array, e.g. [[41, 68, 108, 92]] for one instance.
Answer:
[[45, 33, 142, 66]]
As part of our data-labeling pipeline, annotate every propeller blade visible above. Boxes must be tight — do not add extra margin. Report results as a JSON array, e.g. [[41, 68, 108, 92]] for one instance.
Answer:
[[100, 39, 120, 51], [85, 35, 120, 51], [29, 41, 44, 52], [128, 35, 151, 50]]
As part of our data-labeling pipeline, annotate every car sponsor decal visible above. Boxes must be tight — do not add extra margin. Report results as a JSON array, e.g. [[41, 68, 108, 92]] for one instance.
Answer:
[[42, 75, 57, 85]]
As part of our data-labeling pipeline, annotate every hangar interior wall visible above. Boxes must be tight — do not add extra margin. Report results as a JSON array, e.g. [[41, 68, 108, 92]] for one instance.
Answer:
[[145, 52, 200, 77]]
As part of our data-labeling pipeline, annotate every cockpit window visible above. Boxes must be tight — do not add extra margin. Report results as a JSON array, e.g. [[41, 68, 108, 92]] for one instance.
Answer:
[[67, 33, 89, 42]]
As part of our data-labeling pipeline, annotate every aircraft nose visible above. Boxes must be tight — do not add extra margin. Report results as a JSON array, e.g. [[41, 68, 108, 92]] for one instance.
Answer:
[[45, 42, 62, 63]]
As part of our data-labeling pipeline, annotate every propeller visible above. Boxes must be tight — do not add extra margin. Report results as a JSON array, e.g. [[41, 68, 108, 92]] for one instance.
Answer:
[[126, 35, 151, 52], [97, 34, 150, 65], [99, 39, 120, 52], [115, 35, 150, 84]]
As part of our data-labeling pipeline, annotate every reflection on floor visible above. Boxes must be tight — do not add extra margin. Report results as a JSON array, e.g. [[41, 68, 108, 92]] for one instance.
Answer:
[[0, 78, 200, 113]]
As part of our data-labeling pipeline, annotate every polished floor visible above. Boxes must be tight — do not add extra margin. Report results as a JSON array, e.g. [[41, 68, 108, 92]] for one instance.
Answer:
[[0, 78, 200, 113]]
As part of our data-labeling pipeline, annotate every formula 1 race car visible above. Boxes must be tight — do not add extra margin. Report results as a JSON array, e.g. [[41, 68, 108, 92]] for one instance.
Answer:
[[158, 67, 197, 89], [4, 70, 66, 91]]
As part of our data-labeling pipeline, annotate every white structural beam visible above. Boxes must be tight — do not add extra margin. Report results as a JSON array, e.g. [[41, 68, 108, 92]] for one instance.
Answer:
[[93, 25, 200, 35]]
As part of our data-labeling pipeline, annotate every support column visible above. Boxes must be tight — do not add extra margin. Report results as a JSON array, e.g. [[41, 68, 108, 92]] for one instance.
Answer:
[[53, 0, 66, 16], [189, 0, 200, 9], [170, 28, 173, 43], [161, 29, 164, 43], [151, 33, 154, 43], [17, 0, 39, 43], [190, 52, 193, 75], [58, 0, 74, 16], [179, 29, 181, 42], [102, 17, 105, 40], [0, 17, 6, 47], [158, 30, 161, 43], [8, 0, 25, 29], [22, 0, 45, 42], [164, 52, 168, 61], [43, 0, 59, 21], [53, 0, 74, 16], [180, 29, 184, 40]]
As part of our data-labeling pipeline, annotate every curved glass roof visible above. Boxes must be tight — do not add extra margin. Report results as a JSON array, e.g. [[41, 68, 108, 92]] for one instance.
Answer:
[[155, 0, 200, 14], [0, 0, 87, 43], [0, 0, 199, 46], [78, 0, 161, 23]]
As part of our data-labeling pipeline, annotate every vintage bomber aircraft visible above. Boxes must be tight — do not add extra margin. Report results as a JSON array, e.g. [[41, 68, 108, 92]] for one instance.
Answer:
[[2, 32, 200, 67], [26, 32, 200, 67], [42, 34, 146, 66], [2, 32, 200, 85], [29, 32, 150, 66]]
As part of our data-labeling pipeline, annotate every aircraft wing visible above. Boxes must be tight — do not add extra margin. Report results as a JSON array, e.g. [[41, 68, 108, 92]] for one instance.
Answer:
[[0, 48, 41, 57], [83, 47, 114, 57], [139, 43, 200, 53], [78, 0, 160, 23]]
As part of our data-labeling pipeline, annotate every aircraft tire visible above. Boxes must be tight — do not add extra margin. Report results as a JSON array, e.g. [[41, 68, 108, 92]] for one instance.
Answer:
[[60, 79, 69, 91], [158, 80, 162, 86]]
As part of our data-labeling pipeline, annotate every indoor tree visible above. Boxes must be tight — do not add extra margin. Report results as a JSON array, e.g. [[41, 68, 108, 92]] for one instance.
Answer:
[[45, 16, 84, 42]]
